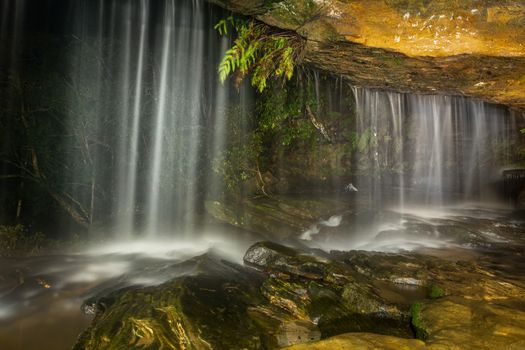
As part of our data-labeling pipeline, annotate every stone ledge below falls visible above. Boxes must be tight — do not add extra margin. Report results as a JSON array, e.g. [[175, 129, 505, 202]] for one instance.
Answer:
[[74, 238, 525, 349]]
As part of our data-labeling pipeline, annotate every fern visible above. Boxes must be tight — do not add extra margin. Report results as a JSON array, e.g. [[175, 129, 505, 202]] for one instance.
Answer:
[[214, 16, 247, 36], [214, 17, 304, 92], [214, 19, 228, 36]]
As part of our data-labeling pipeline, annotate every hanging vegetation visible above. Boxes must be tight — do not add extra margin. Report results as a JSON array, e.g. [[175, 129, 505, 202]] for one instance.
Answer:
[[214, 16, 305, 92]]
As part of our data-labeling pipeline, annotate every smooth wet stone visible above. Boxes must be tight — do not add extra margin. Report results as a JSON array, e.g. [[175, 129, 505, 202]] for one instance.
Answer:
[[286, 298, 525, 349], [335, 247, 525, 302], [284, 332, 428, 350], [205, 196, 349, 239], [416, 298, 525, 349], [333, 250, 432, 286], [244, 241, 326, 280]]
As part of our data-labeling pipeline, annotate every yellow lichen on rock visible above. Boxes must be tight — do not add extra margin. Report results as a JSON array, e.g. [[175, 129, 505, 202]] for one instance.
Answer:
[[129, 318, 156, 347], [209, 0, 525, 110], [334, 0, 525, 57], [284, 332, 427, 350]]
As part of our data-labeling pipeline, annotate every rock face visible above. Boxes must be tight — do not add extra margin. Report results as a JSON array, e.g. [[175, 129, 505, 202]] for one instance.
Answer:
[[208, 0, 525, 111]]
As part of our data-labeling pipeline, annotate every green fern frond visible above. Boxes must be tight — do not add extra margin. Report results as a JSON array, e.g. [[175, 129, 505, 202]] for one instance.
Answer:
[[215, 17, 304, 90], [214, 19, 228, 36]]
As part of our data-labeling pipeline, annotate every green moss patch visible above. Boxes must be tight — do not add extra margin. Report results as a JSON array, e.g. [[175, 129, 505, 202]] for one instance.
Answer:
[[410, 302, 429, 340]]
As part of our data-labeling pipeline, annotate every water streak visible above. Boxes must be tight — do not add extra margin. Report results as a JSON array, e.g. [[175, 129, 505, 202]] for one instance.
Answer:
[[62, 0, 235, 236], [353, 88, 516, 209]]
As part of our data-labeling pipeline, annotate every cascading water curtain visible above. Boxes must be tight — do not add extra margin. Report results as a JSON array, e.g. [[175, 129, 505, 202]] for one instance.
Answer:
[[0, 0, 237, 235], [66, 0, 234, 236], [353, 87, 518, 209]]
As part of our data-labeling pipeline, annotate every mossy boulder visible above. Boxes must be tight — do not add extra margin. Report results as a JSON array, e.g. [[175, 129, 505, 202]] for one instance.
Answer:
[[74, 255, 270, 349], [75, 236, 525, 349], [75, 243, 420, 349], [244, 242, 413, 338]]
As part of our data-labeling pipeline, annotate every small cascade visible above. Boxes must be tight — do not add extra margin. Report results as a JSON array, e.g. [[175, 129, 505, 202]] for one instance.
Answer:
[[353, 87, 517, 209]]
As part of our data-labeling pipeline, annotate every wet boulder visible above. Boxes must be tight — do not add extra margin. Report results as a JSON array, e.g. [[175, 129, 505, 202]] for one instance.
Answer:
[[205, 196, 349, 240], [410, 298, 525, 349], [74, 254, 272, 350], [332, 250, 431, 287], [244, 242, 413, 339], [75, 243, 419, 350], [244, 241, 326, 280]]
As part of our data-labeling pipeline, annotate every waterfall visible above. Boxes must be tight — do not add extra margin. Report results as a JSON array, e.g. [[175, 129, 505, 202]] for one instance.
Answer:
[[1, 0, 521, 238], [48, 0, 233, 236], [353, 87, 517, 209]]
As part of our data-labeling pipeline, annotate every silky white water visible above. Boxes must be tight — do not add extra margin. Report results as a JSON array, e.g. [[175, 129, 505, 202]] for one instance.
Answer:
[[302, 86, 521, 252], [352, 87, 517, 209], [63, 0, 234, 236]]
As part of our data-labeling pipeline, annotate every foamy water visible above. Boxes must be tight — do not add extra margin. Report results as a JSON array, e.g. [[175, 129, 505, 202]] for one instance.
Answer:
[[300, 204, 519, 253]]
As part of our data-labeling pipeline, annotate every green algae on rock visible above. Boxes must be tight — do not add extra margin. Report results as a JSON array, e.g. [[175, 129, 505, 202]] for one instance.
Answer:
[[74, 243, 417, 349], [74, 255, 269, 349]]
